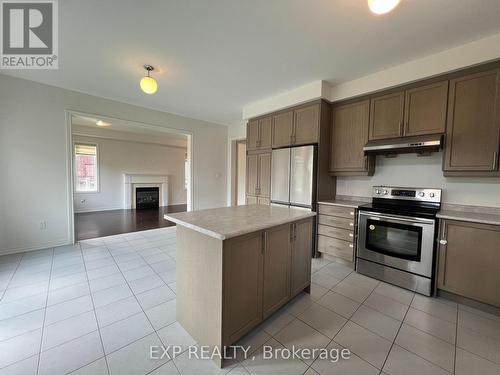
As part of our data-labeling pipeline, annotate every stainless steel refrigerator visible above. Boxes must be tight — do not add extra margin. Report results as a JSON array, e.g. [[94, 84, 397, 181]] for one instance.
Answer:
[[271, 145, 317, 209]]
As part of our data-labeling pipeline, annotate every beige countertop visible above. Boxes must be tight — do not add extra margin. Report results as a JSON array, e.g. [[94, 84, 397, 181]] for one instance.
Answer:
[[318, 199, 368, 208], [165, 205, 316, 240], [437, 210, 500, 226]]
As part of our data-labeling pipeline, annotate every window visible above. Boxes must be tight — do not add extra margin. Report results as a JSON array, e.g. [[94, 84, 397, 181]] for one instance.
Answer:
[[74, 143, 98, 192]]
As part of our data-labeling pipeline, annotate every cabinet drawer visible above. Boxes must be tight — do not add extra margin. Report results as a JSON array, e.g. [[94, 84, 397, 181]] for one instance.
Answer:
[[318, 215, 355, 230], [317, 235, 354, 262], [317, 225, 354, 242], [318, 205, 356, 219]]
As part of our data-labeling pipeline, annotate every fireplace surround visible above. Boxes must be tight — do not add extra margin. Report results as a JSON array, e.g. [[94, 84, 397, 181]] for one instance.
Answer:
[[124, 174, 169, 209]]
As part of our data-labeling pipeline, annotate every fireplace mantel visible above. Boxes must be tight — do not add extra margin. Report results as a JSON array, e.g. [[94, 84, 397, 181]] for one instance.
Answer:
[[124, 174, 169, 209]]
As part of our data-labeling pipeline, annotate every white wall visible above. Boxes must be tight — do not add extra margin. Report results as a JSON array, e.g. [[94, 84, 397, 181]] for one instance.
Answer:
[[330, 32, 500, 102], [0, 74, 228, 255], [73, 135, 187, 212], [336, 153, 500, 208]]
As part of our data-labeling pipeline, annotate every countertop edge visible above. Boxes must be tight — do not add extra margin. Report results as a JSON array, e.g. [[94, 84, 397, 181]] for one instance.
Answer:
[[436, 211, 500, 226], [164, 215, 226, 240], [164, 211, 316, 240], [318, 200, 366, 208]]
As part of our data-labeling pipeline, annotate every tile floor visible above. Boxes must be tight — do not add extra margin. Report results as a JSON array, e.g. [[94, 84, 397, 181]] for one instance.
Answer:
[[1, 227, 500, 375]]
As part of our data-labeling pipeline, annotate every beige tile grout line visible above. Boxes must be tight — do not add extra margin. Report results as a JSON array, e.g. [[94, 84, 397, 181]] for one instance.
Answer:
[[35, 247, 55, 375], [81, 241, 114, 375], [99, 234, 177, 374], [120, 232, 182, 375], [3, 234, 500, 373], [453, 303, 459, 374]]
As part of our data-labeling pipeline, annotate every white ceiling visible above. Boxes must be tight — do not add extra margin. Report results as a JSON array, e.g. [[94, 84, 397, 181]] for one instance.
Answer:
[[4, 0, 500, 125], [71, 114, 188, 148]]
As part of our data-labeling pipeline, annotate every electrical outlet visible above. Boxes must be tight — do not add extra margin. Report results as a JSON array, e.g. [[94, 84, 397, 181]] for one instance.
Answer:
[[40, 221, 47, 230]]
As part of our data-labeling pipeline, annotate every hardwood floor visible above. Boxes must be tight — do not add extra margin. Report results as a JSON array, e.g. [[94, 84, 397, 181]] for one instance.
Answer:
[[74, 204, 187, 241]]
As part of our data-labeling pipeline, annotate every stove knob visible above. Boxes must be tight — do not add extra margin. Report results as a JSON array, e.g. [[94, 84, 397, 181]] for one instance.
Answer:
[[383, 190, 389, 195], [418, 192, 425, 197], [429, 192, 435, 198], [375, 189, 381, 195]]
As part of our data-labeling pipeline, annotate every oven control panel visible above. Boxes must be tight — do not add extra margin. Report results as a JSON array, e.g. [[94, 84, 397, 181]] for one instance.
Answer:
[[372, 186, 441, 203]]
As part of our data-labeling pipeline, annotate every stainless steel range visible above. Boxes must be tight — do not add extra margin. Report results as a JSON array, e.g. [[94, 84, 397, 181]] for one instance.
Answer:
[[356, 186, 442, 296]]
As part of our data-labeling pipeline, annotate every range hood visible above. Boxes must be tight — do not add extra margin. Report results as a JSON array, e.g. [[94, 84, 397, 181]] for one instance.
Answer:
[[363, 134, 443, 156]]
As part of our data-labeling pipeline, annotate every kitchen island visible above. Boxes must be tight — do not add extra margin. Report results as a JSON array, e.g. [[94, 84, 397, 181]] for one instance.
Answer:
[[164, 205, 315, 367]]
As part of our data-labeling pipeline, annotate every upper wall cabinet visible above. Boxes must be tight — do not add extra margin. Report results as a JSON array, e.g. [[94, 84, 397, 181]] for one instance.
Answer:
[[443, 70, 500, 176], [271, 104, 320, 148], [272, 111, 294, 148], [369, 92, 405, 140], [294, 104, 320, 146], [247, 117, 272, 151], [404, 81, 448, 136], [330, 100, 374, 176], [369, 81, 448, 140]]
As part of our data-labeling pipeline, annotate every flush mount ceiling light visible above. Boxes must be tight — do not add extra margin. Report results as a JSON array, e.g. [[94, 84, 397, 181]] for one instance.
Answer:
[[96, 120, 111, 127], [140, 65, 158, 94], [368, 0, 400, 15]]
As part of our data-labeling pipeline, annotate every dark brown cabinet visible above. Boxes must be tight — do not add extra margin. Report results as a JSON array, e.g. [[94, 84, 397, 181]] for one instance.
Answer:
[[223, 231, 264, 344], [404, 81, 448, 136], [262, 224, 291, 318], [271, 104, 320, 147], [247, 117, 272, 151], [272, 111, 294, 148], [438, 219, 500, 307], [443, 70, 500, 175], [246, 151, 271, 205], [290, 219, 313, 296], [369, 92, 405, 140], [369, 82, 448, 140], [330, 100, 374, 176], [222, 217, 313, 345], [294, 104, 320, 145]]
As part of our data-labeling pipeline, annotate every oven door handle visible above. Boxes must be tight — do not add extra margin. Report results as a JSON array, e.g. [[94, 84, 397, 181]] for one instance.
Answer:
[[359, 211, 435, 225]]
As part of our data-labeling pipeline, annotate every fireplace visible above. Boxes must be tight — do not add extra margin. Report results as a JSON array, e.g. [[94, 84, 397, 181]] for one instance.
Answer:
[[135, 187, 160, 209]]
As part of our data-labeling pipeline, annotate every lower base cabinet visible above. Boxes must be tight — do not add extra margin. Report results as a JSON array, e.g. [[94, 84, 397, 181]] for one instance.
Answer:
[[291, 219, 313, 296], [438, 219, 500, 307], [223, 232, 264, 344], [317, 204, 357, 262], [223, 217, 313, 345], [263, 224, 291, 318]]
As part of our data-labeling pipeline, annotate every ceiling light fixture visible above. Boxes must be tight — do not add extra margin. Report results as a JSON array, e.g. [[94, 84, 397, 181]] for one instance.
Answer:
[[368, 0, 400, 15], [140, 65, 158, 94], [96, 120, 111, 127]]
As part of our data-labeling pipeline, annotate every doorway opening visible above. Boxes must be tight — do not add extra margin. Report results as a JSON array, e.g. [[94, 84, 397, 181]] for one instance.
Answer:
[[67, 112, 193, 241]]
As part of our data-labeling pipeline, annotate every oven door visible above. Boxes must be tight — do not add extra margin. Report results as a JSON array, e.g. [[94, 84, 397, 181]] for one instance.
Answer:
[[357, 211, 435, 277]]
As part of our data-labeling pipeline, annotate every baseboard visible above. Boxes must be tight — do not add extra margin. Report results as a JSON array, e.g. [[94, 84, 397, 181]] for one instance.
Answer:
[[75, 203, 187, 214], [74, 206, 124, 213], [0, 238, 71, 256]]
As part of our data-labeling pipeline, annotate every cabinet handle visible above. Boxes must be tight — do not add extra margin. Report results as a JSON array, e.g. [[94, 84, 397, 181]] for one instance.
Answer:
[[349, 244, 354, 248], [294, 223, 297, 241], [349, 222, 354, 227], [439, 239, 448, 245], [349, 212, 354, 216], [494, 151, 499, 170], [290, 224, 294, 242], [349, 233, 354, 238]]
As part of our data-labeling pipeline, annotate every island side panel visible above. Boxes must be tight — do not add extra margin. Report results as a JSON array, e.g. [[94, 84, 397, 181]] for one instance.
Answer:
[[222, 231, 264, 346], [176, 225, 224, 351]]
